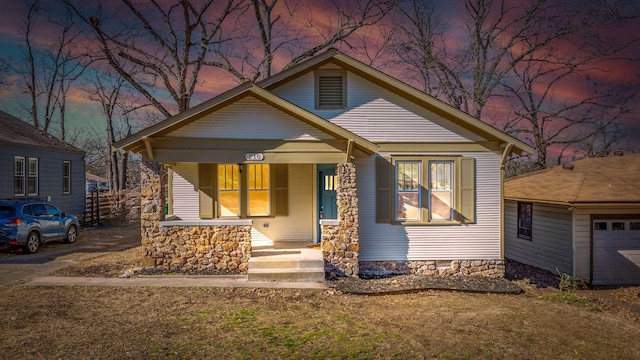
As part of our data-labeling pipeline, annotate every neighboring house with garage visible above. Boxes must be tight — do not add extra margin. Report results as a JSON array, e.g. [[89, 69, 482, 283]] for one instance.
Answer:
[[0, 110, 85, 215], [504, 153, 640, 285], [114, 49, 533, 280]]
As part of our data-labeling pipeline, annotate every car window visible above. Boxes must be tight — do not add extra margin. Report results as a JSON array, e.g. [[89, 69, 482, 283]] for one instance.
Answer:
[[0, 206, 15, 219], [45, 204, 61, 217], [22, 205, 33, 216], [31, 204, 47, 217]]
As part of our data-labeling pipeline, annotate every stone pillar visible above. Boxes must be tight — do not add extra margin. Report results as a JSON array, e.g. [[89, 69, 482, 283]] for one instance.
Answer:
[[140, 161, 166, 267], [321, 162, 360, 276]]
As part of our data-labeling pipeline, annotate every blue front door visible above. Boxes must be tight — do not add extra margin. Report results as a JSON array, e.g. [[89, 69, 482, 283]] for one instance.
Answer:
[[318, 164, 337, 243]]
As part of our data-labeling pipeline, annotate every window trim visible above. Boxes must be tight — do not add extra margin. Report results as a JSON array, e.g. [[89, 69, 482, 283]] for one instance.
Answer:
[[63, 161, 71, 195], [14, 156, 25, 196], [315, 70, 347, 109], [517, 201, 533, 240], [391, 156, 465, 225]]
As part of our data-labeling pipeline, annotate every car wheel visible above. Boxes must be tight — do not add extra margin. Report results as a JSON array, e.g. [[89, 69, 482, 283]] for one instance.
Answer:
[[23, 232, 40, 254], [64, 225, 78, 244]]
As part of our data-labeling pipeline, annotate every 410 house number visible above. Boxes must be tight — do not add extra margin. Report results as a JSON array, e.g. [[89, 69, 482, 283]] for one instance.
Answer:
[[245, 153, 265, 161]]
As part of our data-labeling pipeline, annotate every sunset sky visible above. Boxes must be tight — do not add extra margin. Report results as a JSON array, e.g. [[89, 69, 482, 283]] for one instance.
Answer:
[[0, 0, 639, 159]]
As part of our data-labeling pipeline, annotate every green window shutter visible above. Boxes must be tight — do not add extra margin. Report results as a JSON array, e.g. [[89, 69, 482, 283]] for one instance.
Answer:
[[376, 156, 392, 223], [274, 164, 288, 216], [198, 163, 213, 219], [459, 157, 476, 223]]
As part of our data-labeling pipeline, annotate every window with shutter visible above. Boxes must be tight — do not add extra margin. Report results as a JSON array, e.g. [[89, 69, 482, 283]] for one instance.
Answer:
[[315, 70, 346, 109], [376, 156, 476, 225]]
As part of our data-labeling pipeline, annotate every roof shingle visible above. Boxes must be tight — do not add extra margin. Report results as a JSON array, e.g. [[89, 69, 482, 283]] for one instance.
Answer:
[[0, 110, 83, 153]]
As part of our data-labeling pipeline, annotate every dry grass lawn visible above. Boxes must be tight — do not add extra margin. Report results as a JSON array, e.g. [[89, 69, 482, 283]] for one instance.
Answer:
[[1, 225, 639, 359]]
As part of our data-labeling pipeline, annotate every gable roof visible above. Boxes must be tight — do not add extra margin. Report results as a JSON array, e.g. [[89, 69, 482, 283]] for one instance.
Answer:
[[115, 49, 534, 156], [0, 110, 84, 154], [257, 49, 534, 156], [115, 83, 377, 154], [505, 155, 640, 205]]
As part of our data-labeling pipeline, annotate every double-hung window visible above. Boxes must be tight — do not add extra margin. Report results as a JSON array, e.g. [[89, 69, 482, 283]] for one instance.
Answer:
[[28, 158, 38, 196], [14, 157, 25, 196], [517, 202, 532, 239], [218, 164, 241, 217], [378, 156, 475, 225], [63, 161, 71, 194]]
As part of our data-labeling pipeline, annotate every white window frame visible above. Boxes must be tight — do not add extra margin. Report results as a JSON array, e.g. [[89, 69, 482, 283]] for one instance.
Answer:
[[63, 161, 71, 194], [14, 156, 25, 196], [428, 160, 454, 221], [395, 161, 421, 221], [27, 158, 38, 196]]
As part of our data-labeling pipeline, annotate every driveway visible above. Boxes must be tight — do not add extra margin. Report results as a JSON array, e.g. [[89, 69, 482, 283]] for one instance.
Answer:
[[0, 223, 140, 286]]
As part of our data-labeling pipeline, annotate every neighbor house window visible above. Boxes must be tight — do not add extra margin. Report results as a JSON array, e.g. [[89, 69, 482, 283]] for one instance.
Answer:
[[63, 161, 71, 194], [379, 156, 475, 225], [27, 158, 38, 196], [217, 164, 272, 217], [315, 70, 346, 108], [517, 202, 532, 240], [14, 156, 25, 196]]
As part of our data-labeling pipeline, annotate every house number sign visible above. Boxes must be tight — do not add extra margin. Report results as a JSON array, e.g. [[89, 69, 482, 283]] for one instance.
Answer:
[[245, 153, 265, 161]]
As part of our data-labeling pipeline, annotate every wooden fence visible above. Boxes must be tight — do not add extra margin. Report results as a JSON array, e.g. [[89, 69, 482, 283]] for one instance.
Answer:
[[84, 190, 125, 226]]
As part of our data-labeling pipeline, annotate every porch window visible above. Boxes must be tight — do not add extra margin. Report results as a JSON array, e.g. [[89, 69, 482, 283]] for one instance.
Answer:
[[248, 164, 270, 216], [517, 202, 532, 240], [217, 164, 271, 217], [218, 164, 240, 216], [429, 161, 453, 221]]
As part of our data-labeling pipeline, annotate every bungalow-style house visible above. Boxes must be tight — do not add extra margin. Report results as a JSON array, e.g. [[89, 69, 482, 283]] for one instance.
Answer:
[[114, 49, 533, 279], [504, 153, 640, 285], [0, 110, 85, 215]]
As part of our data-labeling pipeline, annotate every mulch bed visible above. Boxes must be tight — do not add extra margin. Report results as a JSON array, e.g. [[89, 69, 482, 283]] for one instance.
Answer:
[[328, 275, 522, 295]]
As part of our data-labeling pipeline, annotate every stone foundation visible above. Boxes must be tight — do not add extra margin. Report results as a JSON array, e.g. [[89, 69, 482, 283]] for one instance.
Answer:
[[321, 163, 360, 276], [140, 161, 251, 273], [359, 259, 506, 278], [144, 225, 251, 272]]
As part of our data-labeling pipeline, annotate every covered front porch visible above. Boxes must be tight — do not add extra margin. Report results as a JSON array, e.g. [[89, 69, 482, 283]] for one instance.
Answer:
[[139, 161, 361, 278]]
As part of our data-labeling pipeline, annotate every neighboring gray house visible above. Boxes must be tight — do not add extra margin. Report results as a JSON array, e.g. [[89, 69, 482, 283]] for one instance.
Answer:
[[0, 110, 85, 215], [114, 49, 533, 280], [504, 154, 640, 285]]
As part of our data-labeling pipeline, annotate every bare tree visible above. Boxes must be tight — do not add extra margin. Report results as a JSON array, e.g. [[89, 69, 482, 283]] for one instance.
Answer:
[[64, 0, 247, 117], [15, 0, 89, 139], [210, 0, 396, 81]]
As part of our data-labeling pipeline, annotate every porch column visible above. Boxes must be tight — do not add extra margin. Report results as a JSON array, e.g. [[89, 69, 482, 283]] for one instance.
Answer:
[[322, 162, 360, 276], [140, 161, 167, 267]]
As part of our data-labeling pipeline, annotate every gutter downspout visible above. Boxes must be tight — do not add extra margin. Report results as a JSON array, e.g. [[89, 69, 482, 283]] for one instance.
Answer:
[[499, 143, 514, 260]]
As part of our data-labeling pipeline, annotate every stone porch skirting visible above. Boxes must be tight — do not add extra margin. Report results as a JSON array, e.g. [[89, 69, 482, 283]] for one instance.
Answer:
[[359, 260, 506, 278]]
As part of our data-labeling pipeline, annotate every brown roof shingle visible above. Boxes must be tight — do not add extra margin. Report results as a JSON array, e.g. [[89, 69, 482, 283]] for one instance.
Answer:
[[505, 155, 640, 204], [0, 110, 83, 153]]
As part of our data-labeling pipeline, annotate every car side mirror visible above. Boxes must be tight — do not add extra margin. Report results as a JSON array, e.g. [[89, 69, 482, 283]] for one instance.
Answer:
[[61, 212, 66, 217]]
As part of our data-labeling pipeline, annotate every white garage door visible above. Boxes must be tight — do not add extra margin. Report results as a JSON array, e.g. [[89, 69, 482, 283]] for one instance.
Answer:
[[593, 219, 640, 285]]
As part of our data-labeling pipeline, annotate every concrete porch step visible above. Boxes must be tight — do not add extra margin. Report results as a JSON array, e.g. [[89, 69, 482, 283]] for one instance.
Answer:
[[248, 248, 325, 282]]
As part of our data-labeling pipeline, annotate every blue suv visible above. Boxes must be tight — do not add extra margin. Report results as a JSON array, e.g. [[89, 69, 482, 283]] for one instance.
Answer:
[[0, 200, 80, 254]]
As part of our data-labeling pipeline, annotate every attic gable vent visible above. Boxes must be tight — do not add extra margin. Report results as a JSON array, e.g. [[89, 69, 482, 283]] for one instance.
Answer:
[[315, 70, 346, 109]]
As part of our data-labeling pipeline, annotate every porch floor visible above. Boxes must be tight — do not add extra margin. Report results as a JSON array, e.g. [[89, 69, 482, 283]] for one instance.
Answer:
[[248, 242, 325, 282]]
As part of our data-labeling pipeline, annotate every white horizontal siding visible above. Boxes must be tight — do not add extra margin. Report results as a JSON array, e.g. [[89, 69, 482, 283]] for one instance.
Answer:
[[573, 206, 640, 281], [167, 97, 334, 140], [356, 152, 502, 261], [171, 163, 199, 220], [271, 67, 483, 143], [251, 164, 314, 243], [504, 201, 572, 275]]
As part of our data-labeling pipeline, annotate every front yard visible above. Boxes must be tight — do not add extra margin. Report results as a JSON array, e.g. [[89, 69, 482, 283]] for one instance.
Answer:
[[0, 224, 638, 359]]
